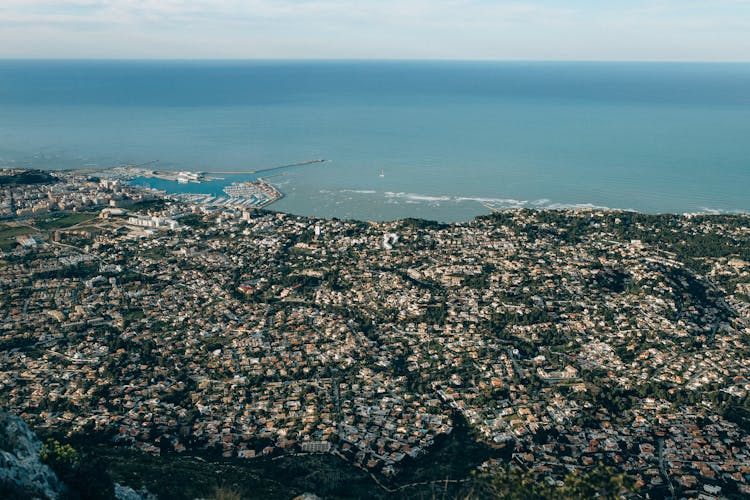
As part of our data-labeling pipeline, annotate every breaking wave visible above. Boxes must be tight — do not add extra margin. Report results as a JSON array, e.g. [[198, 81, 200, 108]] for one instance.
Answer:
[[342, 189, 612, 210], [335, 189, 749, 215]]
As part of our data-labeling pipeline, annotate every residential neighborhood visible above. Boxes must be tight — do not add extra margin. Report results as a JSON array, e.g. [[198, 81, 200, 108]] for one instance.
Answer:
[[1, 169, 750, 498]]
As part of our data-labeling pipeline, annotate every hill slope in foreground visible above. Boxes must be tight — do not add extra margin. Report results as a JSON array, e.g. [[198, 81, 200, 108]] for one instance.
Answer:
[[2, 196, 750, 498]]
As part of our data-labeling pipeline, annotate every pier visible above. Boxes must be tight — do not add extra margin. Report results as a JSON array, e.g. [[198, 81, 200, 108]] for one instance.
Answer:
[[69, 158, 327, 183], [211, 159, 328, 175]]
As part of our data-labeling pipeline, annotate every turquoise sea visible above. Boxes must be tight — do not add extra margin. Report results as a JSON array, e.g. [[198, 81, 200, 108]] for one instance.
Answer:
[[1, 60, 749, 221]]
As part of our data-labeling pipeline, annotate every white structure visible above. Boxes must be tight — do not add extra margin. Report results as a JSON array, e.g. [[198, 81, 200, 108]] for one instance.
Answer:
[[537, 365, 579, 382], [300, 441, 331, 453], [176, 171, 203, 184], [100, 208, 126, 218], [16, 236, 37, 248], [127, 215, 179, 230], [383, 233, 399, 250]]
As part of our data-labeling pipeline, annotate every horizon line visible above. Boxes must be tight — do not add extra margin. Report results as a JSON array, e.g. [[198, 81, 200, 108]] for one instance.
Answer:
[[1, 57, 750, 64]]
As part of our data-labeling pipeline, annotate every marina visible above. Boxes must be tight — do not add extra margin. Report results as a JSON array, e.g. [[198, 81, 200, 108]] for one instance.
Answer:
[[172, 178, 283, 209], [93, 158, 327, 212]]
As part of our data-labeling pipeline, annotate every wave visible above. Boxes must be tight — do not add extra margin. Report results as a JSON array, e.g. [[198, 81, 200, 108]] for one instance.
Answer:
[[543, 202, 613, 210], [331, 189, 749, 215], [338, 189, 618, 210], [455, 196, 528, 206], [378, 191, 608, 210], [693, 207, 749, 215], [384, 192, 452, 203], [340, 189, 377, 194]]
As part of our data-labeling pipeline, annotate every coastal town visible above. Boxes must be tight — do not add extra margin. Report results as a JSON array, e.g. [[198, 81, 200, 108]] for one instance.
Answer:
[[1, 168, 750, 498]]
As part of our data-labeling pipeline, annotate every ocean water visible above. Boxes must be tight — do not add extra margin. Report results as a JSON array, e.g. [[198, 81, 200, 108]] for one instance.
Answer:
[[1, 60, 749, 221]]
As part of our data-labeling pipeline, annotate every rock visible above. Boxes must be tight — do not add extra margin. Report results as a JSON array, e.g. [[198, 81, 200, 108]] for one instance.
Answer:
[[0, 412, 66, 500], [114, 482, 158, 500]]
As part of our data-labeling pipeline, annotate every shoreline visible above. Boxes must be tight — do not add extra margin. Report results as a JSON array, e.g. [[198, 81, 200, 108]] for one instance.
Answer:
[[4, 166, 749, 223], [124, 175, 750, 221]]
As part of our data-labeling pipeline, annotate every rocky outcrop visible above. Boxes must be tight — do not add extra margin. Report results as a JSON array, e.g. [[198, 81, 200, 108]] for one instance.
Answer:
[[0, 412, 66, 500], [114, 483, 158, 500]]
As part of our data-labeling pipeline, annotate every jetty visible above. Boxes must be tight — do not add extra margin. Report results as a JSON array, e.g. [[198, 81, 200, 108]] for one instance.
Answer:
[[211, 159, 328, 175], [66, 159, 326, 183]]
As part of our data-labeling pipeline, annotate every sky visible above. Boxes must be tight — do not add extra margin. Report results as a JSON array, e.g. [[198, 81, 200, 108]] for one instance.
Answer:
[[0, 0, 749, 61]]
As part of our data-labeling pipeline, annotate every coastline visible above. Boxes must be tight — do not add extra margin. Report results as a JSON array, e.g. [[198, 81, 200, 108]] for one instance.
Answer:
[[13, 165, 750, 223], [138, 179, 750, 222], [3, 167, 750, 499], [2, 60, 749, 221]]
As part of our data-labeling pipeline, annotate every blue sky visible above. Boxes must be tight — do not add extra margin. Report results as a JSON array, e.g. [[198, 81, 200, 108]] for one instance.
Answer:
[[0, 0, 749, 60]]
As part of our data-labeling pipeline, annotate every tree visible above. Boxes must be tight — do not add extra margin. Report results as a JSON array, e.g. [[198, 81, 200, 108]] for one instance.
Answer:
[[463, 463, 636, 500], [559, 464, 636, 499], [40, 438, 79, 475], [40, 438, 115, 498]]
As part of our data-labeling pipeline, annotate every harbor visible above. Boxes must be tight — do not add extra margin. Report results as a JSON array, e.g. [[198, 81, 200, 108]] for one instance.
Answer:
[[173, 178, 283, 209], [83, 158, 327, 183], [133, 157, 328, 183], [84, 158, 329, 211]]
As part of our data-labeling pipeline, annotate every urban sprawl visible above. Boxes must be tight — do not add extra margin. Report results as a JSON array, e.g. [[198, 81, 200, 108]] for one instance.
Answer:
[[1, 169, 750, 498]]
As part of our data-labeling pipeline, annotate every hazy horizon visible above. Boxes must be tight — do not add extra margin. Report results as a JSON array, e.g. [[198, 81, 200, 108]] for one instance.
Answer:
[[3, 58, 750, 63], [1, 1, 749, 61]]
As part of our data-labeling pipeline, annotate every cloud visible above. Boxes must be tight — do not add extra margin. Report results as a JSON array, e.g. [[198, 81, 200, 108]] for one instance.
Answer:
[[0, 0, 576, 27], [0, 0, 748, 59]]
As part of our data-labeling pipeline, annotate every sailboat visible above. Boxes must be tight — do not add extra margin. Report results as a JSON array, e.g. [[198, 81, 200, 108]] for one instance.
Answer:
[[379, 169, 385, 178]]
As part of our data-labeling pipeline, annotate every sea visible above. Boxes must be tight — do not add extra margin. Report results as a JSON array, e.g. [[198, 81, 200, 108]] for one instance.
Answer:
[[1, 60, 749, 222]]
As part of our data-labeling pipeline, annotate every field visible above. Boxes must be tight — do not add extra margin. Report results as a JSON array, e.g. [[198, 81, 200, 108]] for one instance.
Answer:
[[0, 224, 37, 250], [34, 212, 98, 230], [0, 212, 99, 250]]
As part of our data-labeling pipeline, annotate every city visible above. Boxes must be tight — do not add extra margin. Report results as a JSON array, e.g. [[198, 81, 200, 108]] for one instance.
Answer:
[[1, 169, 749, 498]]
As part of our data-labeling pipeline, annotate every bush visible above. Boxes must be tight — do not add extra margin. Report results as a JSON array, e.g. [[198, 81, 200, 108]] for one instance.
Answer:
[[463, 463, 636, 500], [40, 438, 114, 499], [40, 438, 79, 475], [213, 486, 242, 500]]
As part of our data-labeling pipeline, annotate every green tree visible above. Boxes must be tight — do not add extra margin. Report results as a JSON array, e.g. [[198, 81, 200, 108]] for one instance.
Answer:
[[40, 438, 79, 475], [464, 463, 636, 500], [40, 438, 115, 499], [559, 464, 636, 499]]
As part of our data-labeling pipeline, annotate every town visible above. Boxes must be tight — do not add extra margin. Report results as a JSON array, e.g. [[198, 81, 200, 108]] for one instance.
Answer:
[[1, 168, 749, 498]]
